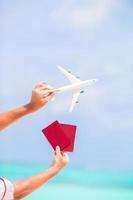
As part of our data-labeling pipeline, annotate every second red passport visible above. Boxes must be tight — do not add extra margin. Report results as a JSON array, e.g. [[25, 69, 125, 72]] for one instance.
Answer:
[[42, 120, 77, 152]]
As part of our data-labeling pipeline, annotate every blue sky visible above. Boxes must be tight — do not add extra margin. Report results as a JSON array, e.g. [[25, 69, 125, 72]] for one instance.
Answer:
[[0, 0, 133, 170]]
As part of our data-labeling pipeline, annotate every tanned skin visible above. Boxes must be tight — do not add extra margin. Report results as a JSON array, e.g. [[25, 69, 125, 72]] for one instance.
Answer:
[[0, 82, 55, 131], [0, 83, 69, 200], [14, 146, 69, 200]]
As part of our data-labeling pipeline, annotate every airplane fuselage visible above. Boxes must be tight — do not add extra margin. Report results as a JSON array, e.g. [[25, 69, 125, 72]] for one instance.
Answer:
[[55, 79, 97, 93]]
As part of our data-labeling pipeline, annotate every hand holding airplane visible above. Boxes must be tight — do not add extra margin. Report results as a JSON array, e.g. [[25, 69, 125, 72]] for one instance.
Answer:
[[53, 65, 97, 112]]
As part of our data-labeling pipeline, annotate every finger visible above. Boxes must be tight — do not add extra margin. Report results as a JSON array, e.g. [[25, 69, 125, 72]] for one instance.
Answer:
[[45, 92, 55, 102], [34, 82, 46, 89], [46, 91, 56, 96], [41, 93, 55, 103], [63, 152, 69, 160], [40, 86, 54, 91], [55, 146, 62, 157], [38, 83, 53, 89], [43, 92, 55, 99], [42, 81, 47, 84], [62, 152, 68, 157], [39, 89, 55, 95], [38, 84, 50, 89]]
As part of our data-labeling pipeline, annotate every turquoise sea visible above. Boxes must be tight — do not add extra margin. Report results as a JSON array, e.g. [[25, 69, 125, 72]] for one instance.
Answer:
[[0, 163, 133, 200]]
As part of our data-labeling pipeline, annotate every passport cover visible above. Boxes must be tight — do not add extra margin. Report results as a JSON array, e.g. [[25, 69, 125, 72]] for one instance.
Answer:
[[42, 120, 77, 152]]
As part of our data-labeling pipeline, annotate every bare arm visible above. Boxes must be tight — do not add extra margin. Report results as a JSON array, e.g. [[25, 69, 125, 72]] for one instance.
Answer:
[[14, 146, 69, 200], [0, 83, 55, 131]]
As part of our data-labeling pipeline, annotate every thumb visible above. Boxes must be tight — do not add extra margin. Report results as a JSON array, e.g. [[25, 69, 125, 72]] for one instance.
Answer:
[[55, 146, 61, 157], [45, 92, 55, 102]]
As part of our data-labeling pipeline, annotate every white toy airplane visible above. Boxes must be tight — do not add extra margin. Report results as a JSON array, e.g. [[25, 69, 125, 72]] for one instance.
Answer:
[[54, 65, 98, 112]]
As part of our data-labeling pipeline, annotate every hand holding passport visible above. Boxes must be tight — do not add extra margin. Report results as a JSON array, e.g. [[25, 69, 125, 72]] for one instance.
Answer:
[[42, 120, 77, 152]]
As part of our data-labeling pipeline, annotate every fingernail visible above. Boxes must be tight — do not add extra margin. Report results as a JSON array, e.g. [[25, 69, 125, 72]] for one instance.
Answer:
[[56, 146, 60, 150]]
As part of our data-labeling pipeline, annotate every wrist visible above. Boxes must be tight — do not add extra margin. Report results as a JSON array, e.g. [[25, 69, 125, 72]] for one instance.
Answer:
[[48, 166, 62, 177], [24, 103, 38, 113]]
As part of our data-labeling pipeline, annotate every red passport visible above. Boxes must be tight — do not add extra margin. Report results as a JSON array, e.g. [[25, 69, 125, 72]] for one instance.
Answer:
[[42, 120, 77, 152]]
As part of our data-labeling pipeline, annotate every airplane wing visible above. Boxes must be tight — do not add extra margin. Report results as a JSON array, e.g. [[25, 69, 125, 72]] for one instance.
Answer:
[[57, 65, 81, 84], [69, 90, 81, 112]]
